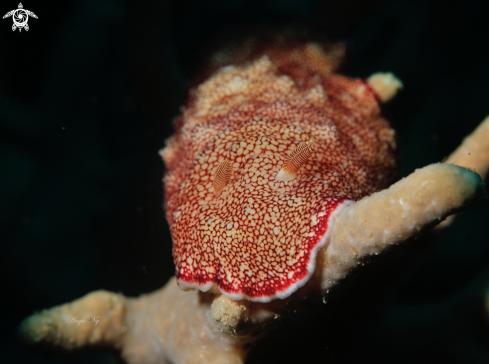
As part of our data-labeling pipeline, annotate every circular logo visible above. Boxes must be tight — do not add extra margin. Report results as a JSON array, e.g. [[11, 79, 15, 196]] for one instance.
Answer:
[[12, 9, 28, 28]]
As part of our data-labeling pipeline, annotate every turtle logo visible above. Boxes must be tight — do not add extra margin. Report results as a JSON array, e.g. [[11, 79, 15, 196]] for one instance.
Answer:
[[3, 3, 37, 32]]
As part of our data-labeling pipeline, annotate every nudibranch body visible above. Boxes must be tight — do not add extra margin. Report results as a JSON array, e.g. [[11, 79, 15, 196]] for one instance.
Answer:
[[161, 43, 398, 302]]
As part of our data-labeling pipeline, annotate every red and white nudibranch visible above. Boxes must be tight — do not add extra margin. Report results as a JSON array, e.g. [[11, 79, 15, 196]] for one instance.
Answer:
[[161, 42, 400, 302]]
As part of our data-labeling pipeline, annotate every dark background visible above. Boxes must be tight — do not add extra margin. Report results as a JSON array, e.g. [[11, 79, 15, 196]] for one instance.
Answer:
[[1, 0, 489, 363]]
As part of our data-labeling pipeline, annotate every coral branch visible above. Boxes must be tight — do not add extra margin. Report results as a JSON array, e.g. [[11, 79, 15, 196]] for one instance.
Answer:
[[19, 291, 126, 350], [446, 116, 489, 181], [314, 163, 484, 291], [367, 72, 403, 103], [433, 116, 489, 232], [18, 117, 488, 364], [18, 167, 486, 364], [120, 279, 247, 364]]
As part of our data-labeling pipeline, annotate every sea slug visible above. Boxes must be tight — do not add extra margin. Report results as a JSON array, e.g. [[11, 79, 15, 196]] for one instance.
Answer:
[[161, 41, 398, 302]]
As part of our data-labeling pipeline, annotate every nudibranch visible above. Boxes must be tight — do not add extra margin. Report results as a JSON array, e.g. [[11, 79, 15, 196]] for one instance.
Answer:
[[18, 39, 488, 364], [161, 42, 399, 302]]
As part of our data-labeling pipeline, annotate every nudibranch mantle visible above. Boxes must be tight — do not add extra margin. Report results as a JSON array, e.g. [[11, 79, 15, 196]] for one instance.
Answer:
[[161, 44, 397, 302]]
